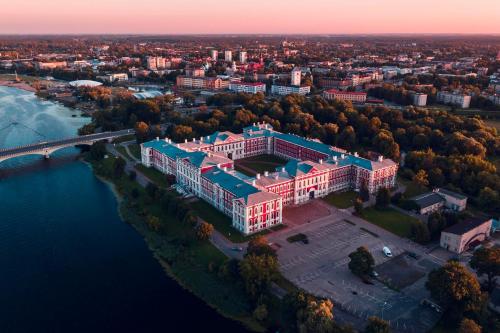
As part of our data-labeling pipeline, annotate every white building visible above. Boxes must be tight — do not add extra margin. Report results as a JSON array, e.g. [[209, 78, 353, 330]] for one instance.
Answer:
[[437, 91, 471, 108], [146, 56, 167, 70], [210, 49, 218, 61], [229, 81, 266, 94], [440, 217, 492, 254], [411, 92, 428, 106], [97, 73, 129, 82], [224, 50, 232, 62], [291, 67, 302, 86], [239, 51, 247, 64], [271, 84, 310, 96]]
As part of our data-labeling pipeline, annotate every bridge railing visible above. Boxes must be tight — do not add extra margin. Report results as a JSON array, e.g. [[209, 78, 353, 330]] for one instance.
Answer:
[[0, 130, 134, 155]]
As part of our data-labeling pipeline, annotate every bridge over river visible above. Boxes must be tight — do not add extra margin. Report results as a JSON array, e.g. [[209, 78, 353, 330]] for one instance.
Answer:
[[0, 129, 134, 163]]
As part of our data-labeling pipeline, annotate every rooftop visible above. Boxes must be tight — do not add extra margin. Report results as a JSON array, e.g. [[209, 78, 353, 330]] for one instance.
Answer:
[[443, 217, 492, 236]]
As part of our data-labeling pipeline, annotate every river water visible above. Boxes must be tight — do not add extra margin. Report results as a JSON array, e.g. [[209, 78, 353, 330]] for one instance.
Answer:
[[0, 86, 248, 333]]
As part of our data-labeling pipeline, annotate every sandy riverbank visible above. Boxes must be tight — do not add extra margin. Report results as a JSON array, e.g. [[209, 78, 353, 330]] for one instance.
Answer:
[[0, 80, 36, 92]]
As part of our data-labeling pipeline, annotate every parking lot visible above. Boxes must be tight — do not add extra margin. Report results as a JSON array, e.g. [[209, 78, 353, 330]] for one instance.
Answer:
[[268, 200, 444, 332]]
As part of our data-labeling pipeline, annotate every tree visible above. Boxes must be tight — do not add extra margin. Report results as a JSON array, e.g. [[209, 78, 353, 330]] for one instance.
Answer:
[[78, 123, 95, 135], [297, 298, 335, 333], [146, 215, 161, 232], [337, 126, 356, 150], [128, 170, 137, 181], [478, 187, 499, 210], [348, 246, 375, 277], [113, 157, 126, 178], [135, 121, 150, 143], [89, 141, 107, 160], [427, 212, 447, 240], [253, 304, 268, 322], [145, 182, 159, 199], [470, 247, 500, 292], [413, 169, 429, 188], [410, 221, 430, 244], [359, 183, 370, 202], [375, 187, 391, 209], [239, 254, 279, 298], [426, 261, 483, 315], [458, 318, 481, 333], [354, 197, 364, 215], [195, 222, 214, 241], [364, 316, 390, 333], [246, 236, 276, 258]]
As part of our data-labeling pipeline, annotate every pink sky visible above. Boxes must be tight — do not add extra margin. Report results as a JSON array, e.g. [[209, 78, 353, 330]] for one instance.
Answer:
[[2, 0, 500, 34]]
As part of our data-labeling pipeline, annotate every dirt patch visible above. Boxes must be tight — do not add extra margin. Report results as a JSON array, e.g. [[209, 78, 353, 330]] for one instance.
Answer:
[[375, 253, 426, 290], [283, 200, 331, 226]]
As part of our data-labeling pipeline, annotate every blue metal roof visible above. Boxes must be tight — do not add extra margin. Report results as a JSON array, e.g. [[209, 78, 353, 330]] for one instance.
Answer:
[[203, 168, 260, 199], [143, 140, 190, 160]]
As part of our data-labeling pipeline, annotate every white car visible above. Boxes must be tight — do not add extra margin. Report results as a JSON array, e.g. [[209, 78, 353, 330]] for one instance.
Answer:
[[383, 246, 392, 257]]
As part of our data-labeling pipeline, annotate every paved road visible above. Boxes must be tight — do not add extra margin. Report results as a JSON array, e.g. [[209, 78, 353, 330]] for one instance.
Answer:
[[0, 129, 134, 157]]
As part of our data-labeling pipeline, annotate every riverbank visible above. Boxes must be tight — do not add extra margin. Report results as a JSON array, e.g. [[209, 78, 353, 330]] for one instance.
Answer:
[[87, 154, 267, 332], [0, 80, 36, 92]]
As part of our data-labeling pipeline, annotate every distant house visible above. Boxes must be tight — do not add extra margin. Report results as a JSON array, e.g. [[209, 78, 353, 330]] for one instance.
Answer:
[[440, 217, 493, 254], [410, 188, 467, 215], [434, 188, 467, 212], [411, 192, 445, 215]]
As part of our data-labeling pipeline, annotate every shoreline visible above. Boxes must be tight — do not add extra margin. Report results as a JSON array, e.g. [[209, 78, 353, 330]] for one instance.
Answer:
[[0, 80, 37, 92]]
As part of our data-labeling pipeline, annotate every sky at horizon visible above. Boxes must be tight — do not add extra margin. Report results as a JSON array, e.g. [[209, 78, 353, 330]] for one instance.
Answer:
[[1, 0, 500, 35]]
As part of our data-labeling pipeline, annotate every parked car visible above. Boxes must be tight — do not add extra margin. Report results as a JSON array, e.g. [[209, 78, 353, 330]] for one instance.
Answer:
[[383, 246, 392, 257], [370, 271, 379, 278], [231, 246, 243, 252], [407, 251, 420, 260]]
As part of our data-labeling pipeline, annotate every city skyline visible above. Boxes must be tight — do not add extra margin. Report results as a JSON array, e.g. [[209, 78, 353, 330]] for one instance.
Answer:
[[2, 0, 500, 35]]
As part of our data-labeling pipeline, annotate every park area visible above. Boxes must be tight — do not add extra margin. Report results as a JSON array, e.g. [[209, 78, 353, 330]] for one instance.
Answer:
[[359, 207, 420, 238], [234, 154, 287, 176], [322, 190, 359, 209]]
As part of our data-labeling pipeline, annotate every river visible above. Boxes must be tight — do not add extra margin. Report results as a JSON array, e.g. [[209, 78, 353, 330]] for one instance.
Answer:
[[0, 86, 248, 333]]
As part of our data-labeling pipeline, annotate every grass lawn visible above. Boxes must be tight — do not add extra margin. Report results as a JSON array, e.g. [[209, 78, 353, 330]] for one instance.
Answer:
[[322, 190, 358, 209], [116, 145, 133, 161], [135, 164, 169, 188], [360, 207, 419, 238], [127, 144, 141, 160], [190, 199, 279, 243], [399, 177, 428, 198], [235, 154, 287, 176]]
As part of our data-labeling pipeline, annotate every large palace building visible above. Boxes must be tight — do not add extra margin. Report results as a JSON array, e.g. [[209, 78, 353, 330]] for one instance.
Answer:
[[141, 123, 398, 235]]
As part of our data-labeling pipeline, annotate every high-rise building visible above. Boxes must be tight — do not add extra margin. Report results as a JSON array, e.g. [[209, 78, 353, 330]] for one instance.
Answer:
[[291, 67, 301, 86], [239, 51, 247, 63], [224, 50, 232, 62], [146, 56, 167, 70], [437, 91, 471, 109], [209, 49, 218, 61]]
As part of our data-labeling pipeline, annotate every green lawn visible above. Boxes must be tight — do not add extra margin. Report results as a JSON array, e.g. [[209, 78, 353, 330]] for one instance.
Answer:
[[135, 164, 169, 188], [235, 154, 287, 176], [190, 199, 279, 243], [128, 144, 141, 160], [360, 207, 419, 238], [322, 190, 358, 209], [116, 145, 133, 161]]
